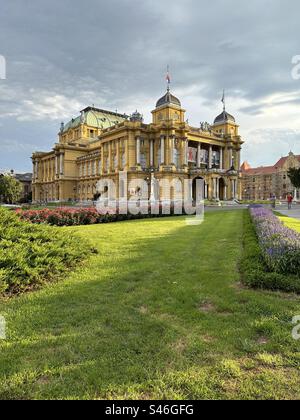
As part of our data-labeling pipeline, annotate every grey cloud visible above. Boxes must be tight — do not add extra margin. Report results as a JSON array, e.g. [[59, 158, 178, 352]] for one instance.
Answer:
[[0, 0, 300, 170]]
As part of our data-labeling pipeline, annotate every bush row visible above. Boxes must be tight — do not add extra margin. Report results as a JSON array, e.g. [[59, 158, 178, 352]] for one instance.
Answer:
[[16, 206, 187, 226], [0, 208, 95, 295], [240, 210, 300, 294]]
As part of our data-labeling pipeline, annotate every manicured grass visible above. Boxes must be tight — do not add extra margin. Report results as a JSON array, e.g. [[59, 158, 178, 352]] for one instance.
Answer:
[[0, 211, 300, 400]]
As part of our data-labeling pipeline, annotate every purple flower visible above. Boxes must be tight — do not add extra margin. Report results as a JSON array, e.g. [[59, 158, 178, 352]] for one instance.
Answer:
[[249, 208, 300, 275]]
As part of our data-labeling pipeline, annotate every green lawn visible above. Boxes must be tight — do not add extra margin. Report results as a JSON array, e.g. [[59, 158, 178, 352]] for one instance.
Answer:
[[1, 210, 300, 400]]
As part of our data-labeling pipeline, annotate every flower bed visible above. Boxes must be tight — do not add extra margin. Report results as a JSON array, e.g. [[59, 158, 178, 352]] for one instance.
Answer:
[[17, 207, 102, 226], [250, 206, 300, 275], [16, 206, 184, 226]]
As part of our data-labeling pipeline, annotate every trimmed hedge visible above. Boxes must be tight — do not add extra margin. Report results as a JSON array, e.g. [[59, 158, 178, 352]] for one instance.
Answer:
[[0, 208, 95, 295], [240, 210, 300, 294]]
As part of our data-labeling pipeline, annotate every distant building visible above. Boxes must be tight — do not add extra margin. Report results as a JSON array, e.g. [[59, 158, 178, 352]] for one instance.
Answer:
[[14, 173, 32, 202], [241, 152, 300, 200], [0, 170, 32, 202]]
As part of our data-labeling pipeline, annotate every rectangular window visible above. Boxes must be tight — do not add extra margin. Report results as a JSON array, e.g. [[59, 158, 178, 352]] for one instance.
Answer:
[[200, 149, 208, 164]]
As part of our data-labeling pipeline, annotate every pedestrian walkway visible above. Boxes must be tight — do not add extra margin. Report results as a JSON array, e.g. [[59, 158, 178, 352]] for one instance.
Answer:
[[276, 204, 300, 220]]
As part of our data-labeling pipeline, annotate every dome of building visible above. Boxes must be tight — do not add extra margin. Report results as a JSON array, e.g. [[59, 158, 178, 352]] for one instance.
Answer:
[[214, 110, 236, 124], [156, 88, 181, 108]]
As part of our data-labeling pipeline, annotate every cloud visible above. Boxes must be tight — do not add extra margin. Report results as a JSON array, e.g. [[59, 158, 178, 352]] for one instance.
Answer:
[[0, 0, 300, 171]]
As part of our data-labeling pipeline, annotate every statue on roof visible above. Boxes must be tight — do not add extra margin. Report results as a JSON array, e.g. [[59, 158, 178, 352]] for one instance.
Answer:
[[130, 110, 143, 122]]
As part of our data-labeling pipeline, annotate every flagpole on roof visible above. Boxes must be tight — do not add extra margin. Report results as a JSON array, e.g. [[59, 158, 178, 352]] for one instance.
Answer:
[[222, 89, 226, 112], [166, 65, 171, 91]]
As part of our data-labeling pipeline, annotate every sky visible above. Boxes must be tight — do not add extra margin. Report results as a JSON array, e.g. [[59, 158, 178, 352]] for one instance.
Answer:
[[0, 0, 300, 172]]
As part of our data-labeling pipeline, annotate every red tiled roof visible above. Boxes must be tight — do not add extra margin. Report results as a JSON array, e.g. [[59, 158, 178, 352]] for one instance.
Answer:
[[274, 155, 300, 168], [242, 166, 275, 175], [240, 161, 251, 171], [241, 154, 300, 176]]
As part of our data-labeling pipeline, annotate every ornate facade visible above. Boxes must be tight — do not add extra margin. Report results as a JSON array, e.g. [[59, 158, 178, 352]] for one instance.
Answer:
[[32, 89, 243, 203], [241, 152, 300, 200]]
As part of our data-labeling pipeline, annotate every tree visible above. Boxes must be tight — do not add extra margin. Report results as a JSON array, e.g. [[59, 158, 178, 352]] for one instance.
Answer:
[[288, 168, 300, 191], [0, 175, 23, 204]]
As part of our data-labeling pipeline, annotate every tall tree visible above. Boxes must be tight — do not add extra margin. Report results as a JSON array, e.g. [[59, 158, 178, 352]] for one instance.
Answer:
[[288, 168, 300, 190], [0, 175, 23, 204]]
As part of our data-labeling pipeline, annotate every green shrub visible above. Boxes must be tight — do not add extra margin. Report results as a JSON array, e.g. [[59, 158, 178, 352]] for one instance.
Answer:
[[240, 211, 300, 294], [0, 208, 94, 295]]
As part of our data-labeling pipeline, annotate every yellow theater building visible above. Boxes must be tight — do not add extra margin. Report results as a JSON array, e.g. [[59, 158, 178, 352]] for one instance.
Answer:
[[32, 87, 244, 203]]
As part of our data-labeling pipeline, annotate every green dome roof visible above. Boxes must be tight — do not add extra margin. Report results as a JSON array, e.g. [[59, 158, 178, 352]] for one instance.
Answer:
[[61, 107, 128, 133]]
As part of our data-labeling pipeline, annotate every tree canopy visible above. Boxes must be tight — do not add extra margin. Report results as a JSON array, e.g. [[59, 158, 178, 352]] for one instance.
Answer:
[[0, 175, 23, 204], [288, 168, 300, 190]]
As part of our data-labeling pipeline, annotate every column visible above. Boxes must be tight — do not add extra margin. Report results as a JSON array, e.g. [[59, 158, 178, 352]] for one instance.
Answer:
[[170, 136, 175, 164], [136, 136, 141, 165], [197, 143, 201, 168], [231, 179, 235, 199], [213, 178, 217, 198], [220, 147, 223, 170], [237, 149, 241, 171], [108, 142, 112, 172], [32, 161, 36, 180], [209, 146, 213, 169], [116, 140, 120, 170], [216, 178, 219, 200], [150, 173, 156, 202], [160, 136, 165, 164], [150, 139, 154, 167], [229, 149, 233, 169], [183, 139, 188, 166], [60, 154, 64, 175], [55, 155, 58, 176], [224, 185, 227, 200]]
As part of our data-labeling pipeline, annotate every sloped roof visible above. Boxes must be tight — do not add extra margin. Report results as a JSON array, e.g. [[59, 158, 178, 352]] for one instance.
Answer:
[[274, 155, 300, 168], [62, 107, 128, 133], [15, 173, 32, 182], [241, 166, 275, 175], [240, 161, 251, 172], [241, 154, 300, 176]]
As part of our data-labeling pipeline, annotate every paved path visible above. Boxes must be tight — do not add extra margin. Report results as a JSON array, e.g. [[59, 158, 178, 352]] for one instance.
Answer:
[[205, 205, 248, 212], [275, 204, 300, 220]]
